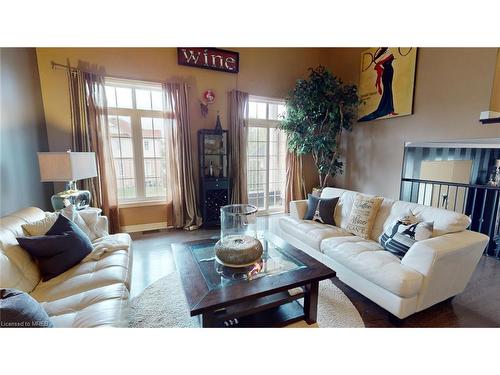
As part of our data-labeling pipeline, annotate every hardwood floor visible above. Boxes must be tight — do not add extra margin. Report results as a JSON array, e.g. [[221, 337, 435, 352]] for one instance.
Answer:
[[129, 215, 500, 327]]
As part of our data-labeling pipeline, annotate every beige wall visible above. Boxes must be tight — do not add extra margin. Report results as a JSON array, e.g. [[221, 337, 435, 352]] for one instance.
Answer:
[[490, 49, 500, 111], [328, 48, 500, 200], [35, 48, 328, 226], [1, 48, 53, 216]]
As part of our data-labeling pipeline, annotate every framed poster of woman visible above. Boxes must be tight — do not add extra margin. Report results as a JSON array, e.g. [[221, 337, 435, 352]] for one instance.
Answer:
[[358, 47, 417, 122]]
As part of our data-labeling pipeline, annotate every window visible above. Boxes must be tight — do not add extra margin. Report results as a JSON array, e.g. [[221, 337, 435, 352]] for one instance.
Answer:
[[105, 78, 167, 203], [247, 96, 287, 213]]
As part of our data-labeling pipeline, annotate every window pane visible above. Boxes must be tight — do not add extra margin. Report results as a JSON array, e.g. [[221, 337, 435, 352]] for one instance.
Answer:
[[268, 103, 279, 120], [108, 115, 119, 136], [111, 138, 121, 158], [105, 86, 116, 108], [122, 159, 135, 179], [144, 159, 155, 177], [141, 117, 153, 136], [118, 179, 137, 199], [114, 159, 123, 178], [257, 127, 267, 141], [116, 87, 133, 108], [151, 90, 163, 111], [153, 118, 165, 138], [256, 102, 267, 119], [120, 138, 133, 158], [278, 104, 287, 118], [249, 102, 257, 118], [248, 127, 258, 142], [143, 139, 155, 157], [135, 89, 151, 110], [155, 139, 165, 158], [119, 116, 132, 137], [145, 178, 166, 198]]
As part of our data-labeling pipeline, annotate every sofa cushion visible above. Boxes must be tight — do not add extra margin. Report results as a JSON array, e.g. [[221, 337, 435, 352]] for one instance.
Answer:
[[321, 236, 423, 298], [280, 216, 352, 250], [40, 283, 129, 327], [383, 201, 471, 238], [29, 233, 131, 302]]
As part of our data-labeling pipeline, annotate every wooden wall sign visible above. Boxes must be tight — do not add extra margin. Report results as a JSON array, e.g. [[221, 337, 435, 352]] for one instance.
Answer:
[[177, 48, 239, 74]]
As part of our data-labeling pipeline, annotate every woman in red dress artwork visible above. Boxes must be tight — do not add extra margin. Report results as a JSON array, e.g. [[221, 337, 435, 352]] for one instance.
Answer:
[[359, 48, 398, 122]]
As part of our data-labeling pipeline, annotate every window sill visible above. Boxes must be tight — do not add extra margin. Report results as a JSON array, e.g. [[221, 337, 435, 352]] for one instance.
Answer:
[[118, 200, 169, 208]]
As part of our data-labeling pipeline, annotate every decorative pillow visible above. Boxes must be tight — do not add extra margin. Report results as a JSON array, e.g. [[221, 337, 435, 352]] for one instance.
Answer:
[[16, 215, 93, 281], [344, 194, 384, 239], [304, 194, 339, 225], [380, 214, 434, 258], [22, 214, 57, 237], [60, 205, 96, 240], [0, 288, 53, 328], [22, 205, 96, 240]]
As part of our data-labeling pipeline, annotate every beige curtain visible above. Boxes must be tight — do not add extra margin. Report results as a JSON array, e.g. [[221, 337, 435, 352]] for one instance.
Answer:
[[68, 69, 120, 233], [228, 90, 249, 204], [285, 151, 306, 213], [163, 82, 202, 230]]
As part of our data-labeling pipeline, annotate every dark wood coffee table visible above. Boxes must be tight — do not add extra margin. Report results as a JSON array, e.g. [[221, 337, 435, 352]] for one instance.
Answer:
[[172, 232, 336, 327]]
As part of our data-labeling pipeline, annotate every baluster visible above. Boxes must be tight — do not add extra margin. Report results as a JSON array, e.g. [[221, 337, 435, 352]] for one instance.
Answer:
[[487, 189, 499, 257], [422, 182, 427, 206], [438, 184, 442, 208], [478, 189, 488, 234], [470, 188, 478, 228], [461, 187, 468, 214], [453, 186, 459, 212], [445, 185, 450, 209]]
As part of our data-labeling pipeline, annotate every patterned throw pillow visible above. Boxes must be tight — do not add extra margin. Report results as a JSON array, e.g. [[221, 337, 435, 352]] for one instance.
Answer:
[[344, 194, 384, 239], [304, 194, 339, 225], [380, 213, 434, 258]]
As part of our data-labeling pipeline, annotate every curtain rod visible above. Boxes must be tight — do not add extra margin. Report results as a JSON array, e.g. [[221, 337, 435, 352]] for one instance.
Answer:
[[51, 61, 186, 87]]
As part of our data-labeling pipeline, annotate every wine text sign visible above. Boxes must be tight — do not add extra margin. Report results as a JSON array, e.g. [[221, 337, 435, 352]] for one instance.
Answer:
[[177, 48, 239, 74]]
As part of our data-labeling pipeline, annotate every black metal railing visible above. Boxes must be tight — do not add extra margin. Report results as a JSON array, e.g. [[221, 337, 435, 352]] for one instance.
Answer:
[[400, 177, 500, 258]]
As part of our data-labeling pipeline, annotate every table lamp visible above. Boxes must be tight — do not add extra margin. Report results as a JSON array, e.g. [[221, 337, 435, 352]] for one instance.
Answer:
[[37, 151, 97, 211]]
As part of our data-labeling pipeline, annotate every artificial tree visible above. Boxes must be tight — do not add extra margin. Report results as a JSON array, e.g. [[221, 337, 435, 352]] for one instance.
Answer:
[[279, 66, 360, 189]]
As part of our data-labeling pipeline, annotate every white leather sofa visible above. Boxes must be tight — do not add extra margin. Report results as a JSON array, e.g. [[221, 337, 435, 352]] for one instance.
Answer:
[[278, 187, 489, 319], [0, 207, 132, 327]]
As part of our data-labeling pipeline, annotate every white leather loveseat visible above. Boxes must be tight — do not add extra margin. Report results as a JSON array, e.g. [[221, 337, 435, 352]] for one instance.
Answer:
[[278, 188, 489, 319], [0, 207, 132, 327]]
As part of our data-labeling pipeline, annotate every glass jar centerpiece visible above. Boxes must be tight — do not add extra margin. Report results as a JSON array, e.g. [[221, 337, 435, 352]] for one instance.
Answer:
[[214, 204, 263, 267]]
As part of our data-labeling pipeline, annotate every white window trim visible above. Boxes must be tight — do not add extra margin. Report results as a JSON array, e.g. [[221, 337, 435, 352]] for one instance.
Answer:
[[105, 78, 168, 205]]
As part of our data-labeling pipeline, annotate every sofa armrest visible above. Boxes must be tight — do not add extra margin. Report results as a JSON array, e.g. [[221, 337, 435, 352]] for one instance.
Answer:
[[401, 230, 489, 311], [289, 200, 308, 220], [402, 230, 489, 276]]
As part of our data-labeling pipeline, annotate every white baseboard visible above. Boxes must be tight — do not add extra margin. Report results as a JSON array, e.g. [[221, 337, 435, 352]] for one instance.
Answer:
[[120, 222, 170, 233]]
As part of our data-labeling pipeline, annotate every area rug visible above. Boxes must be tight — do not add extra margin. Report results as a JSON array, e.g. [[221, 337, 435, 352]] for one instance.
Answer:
[[129, 272, 364, 328]]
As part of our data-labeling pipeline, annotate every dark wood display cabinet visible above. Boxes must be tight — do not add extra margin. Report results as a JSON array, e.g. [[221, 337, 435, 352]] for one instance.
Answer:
[[198, 117, 229, 227]]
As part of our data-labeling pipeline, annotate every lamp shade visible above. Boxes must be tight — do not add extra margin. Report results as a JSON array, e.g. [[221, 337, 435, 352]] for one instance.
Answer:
[[37, 152, 97, 182]]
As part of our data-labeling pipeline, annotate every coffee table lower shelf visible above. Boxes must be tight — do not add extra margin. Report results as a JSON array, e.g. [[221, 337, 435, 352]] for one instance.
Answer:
[[198, 288, 316, 328]]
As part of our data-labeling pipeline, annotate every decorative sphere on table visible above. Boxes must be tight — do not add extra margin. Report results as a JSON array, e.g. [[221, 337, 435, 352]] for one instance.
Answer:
[[216, 204, 262, 267]]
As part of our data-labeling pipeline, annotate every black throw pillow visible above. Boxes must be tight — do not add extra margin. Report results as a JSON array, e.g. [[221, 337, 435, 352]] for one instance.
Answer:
[[304, 194, 339, 225], [0, 288, 53, 328], [17, 214, 93, 281]]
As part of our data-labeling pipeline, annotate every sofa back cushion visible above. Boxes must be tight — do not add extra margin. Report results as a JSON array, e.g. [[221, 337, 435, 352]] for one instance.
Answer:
[[383, 201, 471, 237], [0, 208, 44, 292]]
